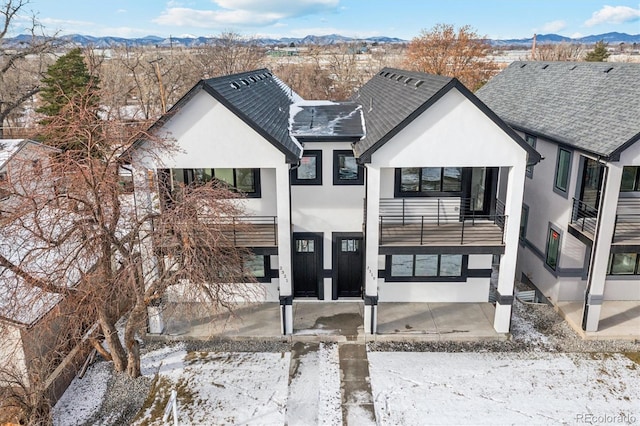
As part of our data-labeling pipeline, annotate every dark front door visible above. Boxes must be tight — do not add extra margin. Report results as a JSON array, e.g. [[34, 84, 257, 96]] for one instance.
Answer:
[[334, 235, 363, 298], [293, 233, 322, 298], [463, 167, 498, 217]]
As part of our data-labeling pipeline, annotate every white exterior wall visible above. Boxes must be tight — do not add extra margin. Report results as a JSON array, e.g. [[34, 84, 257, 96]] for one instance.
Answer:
[[132, 89, 293, 303], [364, 88, 529, 332], [517, 136, 589, 302], [0, 326, 28, 386], [291, 141, 365, 299]]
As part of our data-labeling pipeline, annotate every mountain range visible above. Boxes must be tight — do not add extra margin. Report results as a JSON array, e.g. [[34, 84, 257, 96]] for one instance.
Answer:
[[4, 32, 640, 49]]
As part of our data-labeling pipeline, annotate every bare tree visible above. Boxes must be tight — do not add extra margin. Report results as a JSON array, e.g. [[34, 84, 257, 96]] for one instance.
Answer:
[[0, 83, 260, 384], [403, 23, 498, 91], [0, 0, 57, 137], [532, 42, 585, 61], [199, 31, 266, 77]]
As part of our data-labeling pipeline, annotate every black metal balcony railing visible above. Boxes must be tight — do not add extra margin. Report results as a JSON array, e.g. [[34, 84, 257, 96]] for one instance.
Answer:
[[378, 198, 507, 246], [613, 198, 640, 244], [570, 198, 598, 237], [153, 215, 278, 248]]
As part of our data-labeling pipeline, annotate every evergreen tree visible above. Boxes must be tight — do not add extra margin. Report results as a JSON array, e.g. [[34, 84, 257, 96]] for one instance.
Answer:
[[37, 48, 100, 119], [585, 40, 610, 62]]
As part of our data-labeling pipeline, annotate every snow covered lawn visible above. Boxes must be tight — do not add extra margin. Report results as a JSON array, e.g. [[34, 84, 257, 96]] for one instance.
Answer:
[[133, 347, 290, 425], [369, 352, 640, 425]]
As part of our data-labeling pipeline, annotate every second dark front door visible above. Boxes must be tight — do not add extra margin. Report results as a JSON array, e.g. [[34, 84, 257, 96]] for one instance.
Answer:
[[335, 235, 363, 298], [293, 233, 322, 298]]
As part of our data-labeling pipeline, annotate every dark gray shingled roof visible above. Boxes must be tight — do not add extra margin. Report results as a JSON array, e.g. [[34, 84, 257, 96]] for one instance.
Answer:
[[202, 69, 302, 162], [351, 67, 540, 164], [476, 61, 640, 159], [290, 102, 364, 141]]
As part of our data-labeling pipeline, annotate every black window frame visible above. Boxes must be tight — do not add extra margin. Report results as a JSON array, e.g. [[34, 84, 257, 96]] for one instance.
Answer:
[[607, 253, 640, 276], [291, 150, 322, 185], [545, 224, 561, 271], [394, 167, 463, 197], [169, 168, 261, 198], [520, 203, 529, 242], [553, 147, 572, 197], [244, 253, 273, 283], [385, 254, 468, 282], [333, 150, 364, 185], [620, 166, 640, 192], [524, 134, 536, 178]]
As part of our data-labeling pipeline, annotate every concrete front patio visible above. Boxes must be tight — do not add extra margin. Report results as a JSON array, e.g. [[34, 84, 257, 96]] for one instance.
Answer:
[[153, 301, 507, 342], [557, 301, 640, 340]]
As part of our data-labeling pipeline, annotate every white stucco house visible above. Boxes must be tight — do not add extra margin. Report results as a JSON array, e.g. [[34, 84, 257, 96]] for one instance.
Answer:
[[477, 61, 640, 334], [130, 68, 540, 335]]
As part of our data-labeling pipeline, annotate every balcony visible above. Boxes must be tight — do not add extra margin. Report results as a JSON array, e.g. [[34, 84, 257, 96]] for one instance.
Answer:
[[153, 215, 278, 249], [378, 198, 506, 248], [570, 198, 640, 246]]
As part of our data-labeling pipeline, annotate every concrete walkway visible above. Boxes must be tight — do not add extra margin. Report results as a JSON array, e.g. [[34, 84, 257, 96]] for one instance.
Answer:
[[557, 301, 640, 340], [339, 343, 376, 425]]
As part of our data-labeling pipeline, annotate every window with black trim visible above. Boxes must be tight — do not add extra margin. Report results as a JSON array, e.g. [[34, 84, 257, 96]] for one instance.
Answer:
[[292, 150, 322, 185], [525, 134, 536, 178], [520, 204, 529, 241], [387, 254, 466, 281], [608, 253, 639, 275], [244, 254, 271, 282], [168, 168, 260, 197], [333, 150, 363, 185], [621, 166, 640, 192], [554, 148, 571, 194], [395, 167, 462, 196], [545, 225, 561, 270]]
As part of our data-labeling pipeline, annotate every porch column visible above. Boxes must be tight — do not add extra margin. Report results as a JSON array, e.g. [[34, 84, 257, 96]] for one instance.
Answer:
[[582, 163, 622, 332], [495, 163, 526, 333], [364, 165, 381, 333], [276, 165, 294, 334]]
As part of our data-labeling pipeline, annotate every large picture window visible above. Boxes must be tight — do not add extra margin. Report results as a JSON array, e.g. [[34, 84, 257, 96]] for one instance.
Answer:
[[608, 253, 639, 275], [387, 254, 466, 281], [545, 225, 561, 270], [333, 150, 363, 185], [291, 150, 322, 185], [395, 167, 462, 196], [163, 168, 261, 198]]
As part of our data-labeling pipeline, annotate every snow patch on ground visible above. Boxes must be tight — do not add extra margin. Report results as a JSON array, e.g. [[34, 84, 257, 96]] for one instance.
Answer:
[[369, 352, 640, 425], [51, 361, 110, 426]]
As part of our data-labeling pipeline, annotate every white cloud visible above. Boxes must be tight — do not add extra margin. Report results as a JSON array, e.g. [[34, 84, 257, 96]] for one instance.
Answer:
[[540, 20, 567, 33], [154, 0, 340, 28], [570, 32, 584, 39], [116, 9, 127, 14], [585, 5, 640, 27]]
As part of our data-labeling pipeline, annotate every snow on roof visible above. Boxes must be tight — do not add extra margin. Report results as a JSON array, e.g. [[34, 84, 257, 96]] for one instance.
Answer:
[[289, 101, 365, 140], [0, 139, 26, 168]]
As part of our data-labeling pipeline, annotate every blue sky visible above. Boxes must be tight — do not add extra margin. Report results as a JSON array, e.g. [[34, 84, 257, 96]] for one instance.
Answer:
[[17, 0, 640, 40]]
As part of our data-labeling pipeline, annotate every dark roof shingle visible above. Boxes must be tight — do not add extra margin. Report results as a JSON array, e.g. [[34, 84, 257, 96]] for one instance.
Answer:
[[476, 61, 640, 158], [290, 102, 364, 141]]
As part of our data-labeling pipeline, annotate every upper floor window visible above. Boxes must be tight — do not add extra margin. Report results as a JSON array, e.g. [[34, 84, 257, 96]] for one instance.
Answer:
[[292, 150, 322, 185], [167, 168, 260, 197], [524, 134, 536, 178], [520, 204, 529, 241], [333, 150, 364, 185], [621, 166, 640, 192], [608, 253, 639, 275], [395, 167, 462, 197], [554, 148, 572, 195]]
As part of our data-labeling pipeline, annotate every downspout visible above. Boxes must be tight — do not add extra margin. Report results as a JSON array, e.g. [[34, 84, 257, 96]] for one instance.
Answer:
[[280, 159, 300, 334]]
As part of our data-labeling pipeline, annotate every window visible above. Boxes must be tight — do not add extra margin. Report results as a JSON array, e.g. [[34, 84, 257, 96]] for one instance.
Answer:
[[387, 254, 465, 281], [245, 254, 267, 279], [621, 166, 640, 192], [119, 164, 134, 193], [545, 226, 561, 270], [520, 204, 529, 241], [341, 238, 360, 252], [525, 134, 536, 178], [333, 150, 364, 185], [608, 253, 639, 275], [291, 150, 322, 185], [296, 239, 315, 252], [169, 168, 260, 197], [554, 148, 572, 194], [396, 167, 462, 196]]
